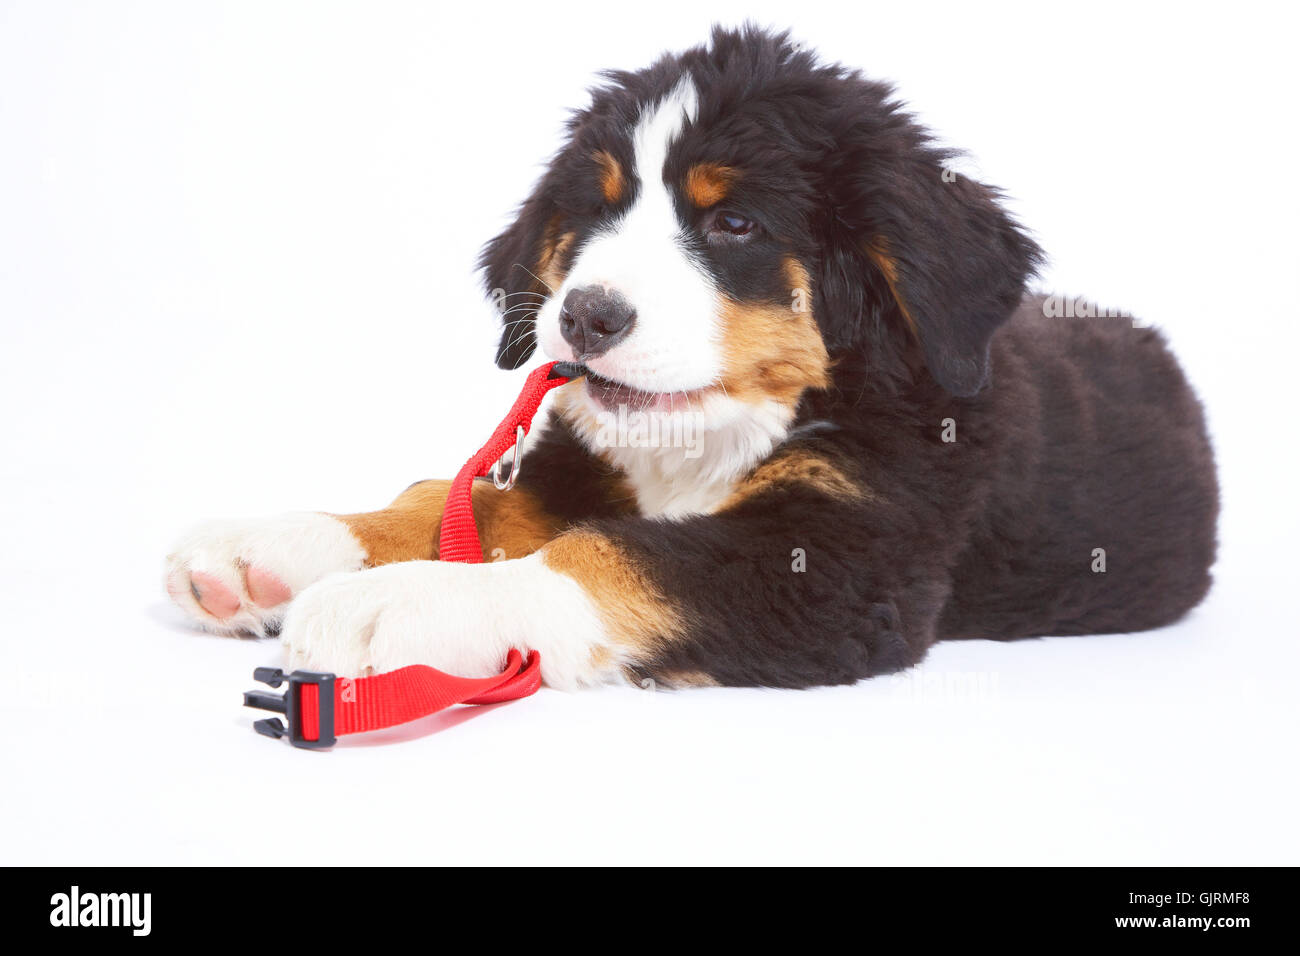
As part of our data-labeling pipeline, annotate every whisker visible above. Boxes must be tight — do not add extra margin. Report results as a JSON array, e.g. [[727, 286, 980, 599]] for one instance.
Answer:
[[512, 263, 557, 295], [497, 315, 538, 333], [498, 305, 542, 319], [500, 323, 536, 358], [488, 295, 543, 316], [499, 309, 543, 355]]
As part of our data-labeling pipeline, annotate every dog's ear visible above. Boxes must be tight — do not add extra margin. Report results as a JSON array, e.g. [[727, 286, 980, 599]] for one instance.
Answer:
[[819, 102, 1042, 396], [479, 180, 561, 370], [867, 170, 1042, 396]]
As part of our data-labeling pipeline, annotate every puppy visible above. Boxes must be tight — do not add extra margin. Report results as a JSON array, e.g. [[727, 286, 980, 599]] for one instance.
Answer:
[[166, 27, 1218, 689]]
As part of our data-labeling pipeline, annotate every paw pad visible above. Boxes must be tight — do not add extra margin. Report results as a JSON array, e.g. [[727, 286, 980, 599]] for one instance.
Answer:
[[245, 564, 292, 609], [189, 571, 241, 620]]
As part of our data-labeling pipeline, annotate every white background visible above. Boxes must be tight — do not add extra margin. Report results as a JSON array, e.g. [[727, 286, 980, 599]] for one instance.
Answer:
[[2, 0, 1297, 865]]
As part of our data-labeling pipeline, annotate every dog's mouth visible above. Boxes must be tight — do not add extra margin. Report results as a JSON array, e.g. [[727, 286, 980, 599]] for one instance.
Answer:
[[581, 370, 711, 413]]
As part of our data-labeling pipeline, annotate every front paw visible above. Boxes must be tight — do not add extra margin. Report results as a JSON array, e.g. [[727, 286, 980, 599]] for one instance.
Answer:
[[165, 512, 366, 637], [278, 556, 613, 688], [279, 561, 523, 678]]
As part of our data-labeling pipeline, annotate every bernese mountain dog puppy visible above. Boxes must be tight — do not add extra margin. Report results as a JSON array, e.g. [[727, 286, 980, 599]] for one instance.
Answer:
[[166, 27, 1218, 689]]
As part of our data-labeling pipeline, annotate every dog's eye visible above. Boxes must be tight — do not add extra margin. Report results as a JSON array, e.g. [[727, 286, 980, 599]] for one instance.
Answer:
[[708, 210, 757, 238]]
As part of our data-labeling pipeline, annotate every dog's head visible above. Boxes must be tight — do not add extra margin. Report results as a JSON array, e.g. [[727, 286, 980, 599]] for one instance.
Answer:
[[482, 26, 1041, 431]]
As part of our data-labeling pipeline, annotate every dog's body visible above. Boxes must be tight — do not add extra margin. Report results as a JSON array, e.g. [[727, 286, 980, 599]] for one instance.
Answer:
[[166, 29, 1217, 689]]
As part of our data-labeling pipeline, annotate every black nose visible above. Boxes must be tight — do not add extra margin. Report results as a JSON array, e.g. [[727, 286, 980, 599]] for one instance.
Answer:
[[559, 286, 637, 358]]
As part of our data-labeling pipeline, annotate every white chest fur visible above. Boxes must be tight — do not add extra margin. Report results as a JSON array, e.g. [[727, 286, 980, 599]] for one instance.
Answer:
[[556, 388, 795, 519]]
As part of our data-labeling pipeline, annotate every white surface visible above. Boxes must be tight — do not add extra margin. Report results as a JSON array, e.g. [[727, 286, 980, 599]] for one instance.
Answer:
[[1, 1, 1296, 865]]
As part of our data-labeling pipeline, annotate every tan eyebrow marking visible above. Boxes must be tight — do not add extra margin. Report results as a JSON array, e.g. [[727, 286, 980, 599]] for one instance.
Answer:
[[594, 150, 625, 204], [685, 162, 739, 207]]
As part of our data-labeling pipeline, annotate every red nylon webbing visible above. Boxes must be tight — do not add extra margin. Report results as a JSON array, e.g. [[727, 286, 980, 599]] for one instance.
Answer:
[[298, 649, 542, 741], [290, 361, 569, 743], [438, 362, 572, 563]]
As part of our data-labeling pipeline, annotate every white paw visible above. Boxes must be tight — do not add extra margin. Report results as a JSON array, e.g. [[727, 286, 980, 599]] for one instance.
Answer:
[[279, 555, 614, 688], [165, 512, 367, 637]]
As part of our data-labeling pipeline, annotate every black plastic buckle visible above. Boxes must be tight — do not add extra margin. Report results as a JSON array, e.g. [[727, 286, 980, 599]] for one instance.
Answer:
[[243, 668, 336, 749]]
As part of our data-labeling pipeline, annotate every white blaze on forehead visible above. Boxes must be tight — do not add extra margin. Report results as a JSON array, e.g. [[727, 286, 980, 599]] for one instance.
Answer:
[[538, 74, 722, 393], [631, 74, 699, 194]]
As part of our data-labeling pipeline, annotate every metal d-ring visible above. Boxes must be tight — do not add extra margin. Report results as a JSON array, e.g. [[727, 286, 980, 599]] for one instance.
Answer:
[[491, 425, 526, 491]]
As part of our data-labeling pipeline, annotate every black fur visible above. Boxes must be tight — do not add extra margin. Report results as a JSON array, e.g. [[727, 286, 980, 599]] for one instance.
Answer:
[[493, 27, 1218, 688]]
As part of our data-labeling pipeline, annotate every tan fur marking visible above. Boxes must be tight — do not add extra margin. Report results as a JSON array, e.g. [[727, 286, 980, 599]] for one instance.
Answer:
[[685, 162, 738, 207], [594, 150, 625, 204], [719, 256, 830, 406], [338, 479, 561, 566], [865, 237, 918, 334], [656, 670, 720, 688], [472, 481, 564, 561], [722, 450, 866, 510], [538, 225, 576, 292], [338, 481, 449, 565], [542, 529, 683, 665], [783, 256, 814, 305]]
